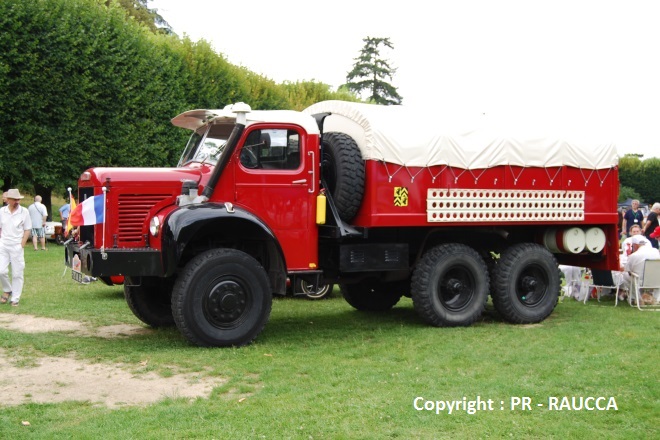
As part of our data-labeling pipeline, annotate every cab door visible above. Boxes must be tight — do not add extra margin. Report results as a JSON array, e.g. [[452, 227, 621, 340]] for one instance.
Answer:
[[233, 124, 319, 270]]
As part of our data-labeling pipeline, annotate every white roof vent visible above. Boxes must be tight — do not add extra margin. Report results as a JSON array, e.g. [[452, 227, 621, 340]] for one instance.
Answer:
[[225, 102, 251, 125]]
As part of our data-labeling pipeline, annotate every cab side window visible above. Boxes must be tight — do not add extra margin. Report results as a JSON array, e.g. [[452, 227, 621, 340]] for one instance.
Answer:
[[240, 129, 300, 170]]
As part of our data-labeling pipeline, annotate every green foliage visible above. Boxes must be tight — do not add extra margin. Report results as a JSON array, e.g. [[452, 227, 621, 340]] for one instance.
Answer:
[[1, 0, 341, 199], [105, 0, 171, 33], [618, 155, 642, 191], [618, 154, 660, 203], [280, 80, 359, 111], [618, 185, 642, 203], [636, 158, 660, 203], [0, 0, 184, 192], [345, 37, 403, 105]]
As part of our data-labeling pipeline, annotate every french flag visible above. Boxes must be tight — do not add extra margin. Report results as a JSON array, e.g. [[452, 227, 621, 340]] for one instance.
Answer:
[[69, 195, 105, 226]]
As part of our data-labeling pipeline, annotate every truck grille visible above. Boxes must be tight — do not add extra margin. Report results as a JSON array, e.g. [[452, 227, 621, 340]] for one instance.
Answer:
[[118, 194, 170, 243]]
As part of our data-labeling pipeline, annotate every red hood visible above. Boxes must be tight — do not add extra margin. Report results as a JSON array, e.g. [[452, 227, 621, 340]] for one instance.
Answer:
[[83, 167, 206, 188]]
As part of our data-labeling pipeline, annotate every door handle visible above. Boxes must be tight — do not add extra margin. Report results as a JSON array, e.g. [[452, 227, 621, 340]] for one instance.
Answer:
[[308, 151, 315, 193], [292, 179, 307, 185]]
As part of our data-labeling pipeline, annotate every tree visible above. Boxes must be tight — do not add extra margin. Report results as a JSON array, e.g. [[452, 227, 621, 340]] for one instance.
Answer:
[[345, 37, 402, 105], [618, 154, 660, 204], [637, 158, 660, 204], [106, 0, 171, 34], [619, 185, 642, 203], [280, 81, 359, 111]]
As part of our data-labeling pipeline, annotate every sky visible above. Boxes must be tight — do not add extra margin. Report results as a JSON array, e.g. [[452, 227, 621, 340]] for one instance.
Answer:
[[149, 0, 659, 159]]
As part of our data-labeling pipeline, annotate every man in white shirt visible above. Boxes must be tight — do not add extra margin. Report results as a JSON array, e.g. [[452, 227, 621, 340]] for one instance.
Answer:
[[0, 189, 32, 306], [28, 195, 48, 251], [621, 235, 660, 303], [620, 224, 642, 267]]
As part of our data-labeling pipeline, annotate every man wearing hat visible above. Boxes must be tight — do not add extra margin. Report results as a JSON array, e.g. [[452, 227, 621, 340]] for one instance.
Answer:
[[620, 235, 660, 303], [0, 189, 32, 306]]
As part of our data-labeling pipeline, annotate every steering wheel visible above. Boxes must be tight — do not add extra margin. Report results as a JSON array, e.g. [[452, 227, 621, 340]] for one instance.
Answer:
[[240, 146, 259, 169]]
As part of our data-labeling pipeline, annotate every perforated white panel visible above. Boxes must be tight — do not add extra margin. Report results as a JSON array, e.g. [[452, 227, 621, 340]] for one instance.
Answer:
[[427, 189, 585, 222]]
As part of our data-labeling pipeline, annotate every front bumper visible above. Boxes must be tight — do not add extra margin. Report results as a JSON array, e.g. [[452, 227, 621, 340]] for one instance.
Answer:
[[64, 242, 164, 277]]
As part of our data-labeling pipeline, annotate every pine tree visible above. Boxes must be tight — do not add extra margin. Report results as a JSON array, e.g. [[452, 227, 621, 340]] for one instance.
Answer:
[[345, 37, 402, 105]]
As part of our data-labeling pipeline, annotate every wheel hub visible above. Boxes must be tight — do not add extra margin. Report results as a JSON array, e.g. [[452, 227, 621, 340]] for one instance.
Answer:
[[521, 276, 538, 291], [447, 278, 464, 294], [439, 270, 474, 311], [205, 280, 248, 327], [517, 269, 546, 304]]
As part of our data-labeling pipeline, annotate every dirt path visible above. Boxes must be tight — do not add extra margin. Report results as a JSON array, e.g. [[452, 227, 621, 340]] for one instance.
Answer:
[[0, 313, 227, 408]]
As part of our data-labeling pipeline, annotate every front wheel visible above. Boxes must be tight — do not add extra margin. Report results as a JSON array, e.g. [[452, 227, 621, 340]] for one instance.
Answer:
[[491, 243, 559, 324], [124, 276, 175, 327], [172, 249, 272, 347], [411, 243, 489, 326]]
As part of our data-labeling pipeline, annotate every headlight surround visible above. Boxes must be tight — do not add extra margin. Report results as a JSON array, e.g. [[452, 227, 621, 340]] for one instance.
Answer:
[[149, 216, 161, 237]]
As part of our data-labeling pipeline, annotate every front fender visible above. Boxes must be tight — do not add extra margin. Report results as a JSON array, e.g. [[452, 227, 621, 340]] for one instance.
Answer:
[[161, 203, 284, 278]]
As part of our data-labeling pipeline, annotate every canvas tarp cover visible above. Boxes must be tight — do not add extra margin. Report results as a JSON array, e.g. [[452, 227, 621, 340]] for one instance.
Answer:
[[304, 100, 619, 170]]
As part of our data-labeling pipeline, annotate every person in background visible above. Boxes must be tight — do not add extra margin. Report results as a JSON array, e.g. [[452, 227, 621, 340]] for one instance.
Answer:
[[642, 202, 660, 249], [621, 224, 643, 266], [621, 199, 644, 237], [620, 235, 660, 303], [27, 195, 48, 251], [59, 199, 71, 230], [0, 189, 32, 306]]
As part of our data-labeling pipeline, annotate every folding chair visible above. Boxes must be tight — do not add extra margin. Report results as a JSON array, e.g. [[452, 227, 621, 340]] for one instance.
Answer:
[[629, 259, 660, 311], [587, 268, 621, 305]]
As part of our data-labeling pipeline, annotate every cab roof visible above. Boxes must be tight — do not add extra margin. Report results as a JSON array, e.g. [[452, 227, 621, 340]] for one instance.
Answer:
[[171, 106, 320, 135]]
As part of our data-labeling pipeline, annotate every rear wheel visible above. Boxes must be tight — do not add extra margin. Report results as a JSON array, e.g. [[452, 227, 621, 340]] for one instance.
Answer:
[[491, 243, 559, 323], [172, 249, 272, 347], [124, 276, 175, 327], [340, 278, 404, 311], [411, 244, 489, 326]]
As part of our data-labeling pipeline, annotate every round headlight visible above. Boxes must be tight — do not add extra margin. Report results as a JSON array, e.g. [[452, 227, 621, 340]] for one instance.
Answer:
[[149, 216, 161, 237]]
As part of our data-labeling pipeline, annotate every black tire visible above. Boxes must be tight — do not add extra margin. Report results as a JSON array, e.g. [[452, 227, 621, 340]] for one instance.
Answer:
[[340, 278, 404, 311], [171, 249, 272, 347], [411, 244, 489, 326], [55, 234, 65, 245], [124, 276, 175, 328], [296, 278, 334, 300], [491, 243, 560, 324], [322, 132, 365, 222]]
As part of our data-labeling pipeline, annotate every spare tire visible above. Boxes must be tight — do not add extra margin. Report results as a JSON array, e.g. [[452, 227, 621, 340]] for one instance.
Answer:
[[321, 132, 365, 222]]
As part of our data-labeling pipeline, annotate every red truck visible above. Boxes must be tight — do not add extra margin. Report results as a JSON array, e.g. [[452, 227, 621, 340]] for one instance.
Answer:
[[65, 100, 620, 347]]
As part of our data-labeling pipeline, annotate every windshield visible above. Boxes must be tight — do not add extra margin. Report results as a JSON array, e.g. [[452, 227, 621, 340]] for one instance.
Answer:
[[178, 123, 233, 167]]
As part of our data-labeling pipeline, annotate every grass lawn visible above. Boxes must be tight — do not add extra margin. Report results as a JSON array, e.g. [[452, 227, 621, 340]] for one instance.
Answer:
[[0, 246, 658, 439]]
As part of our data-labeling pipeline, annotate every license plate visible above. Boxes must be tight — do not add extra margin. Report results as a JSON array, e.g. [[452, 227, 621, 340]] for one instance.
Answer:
[[72, 270, 84, 283]]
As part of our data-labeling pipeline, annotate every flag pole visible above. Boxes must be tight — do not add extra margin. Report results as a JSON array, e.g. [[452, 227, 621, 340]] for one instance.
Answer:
[[66, 187, 76, 236], [101, 186, 107, 259], [62, 186, 73, 278]]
